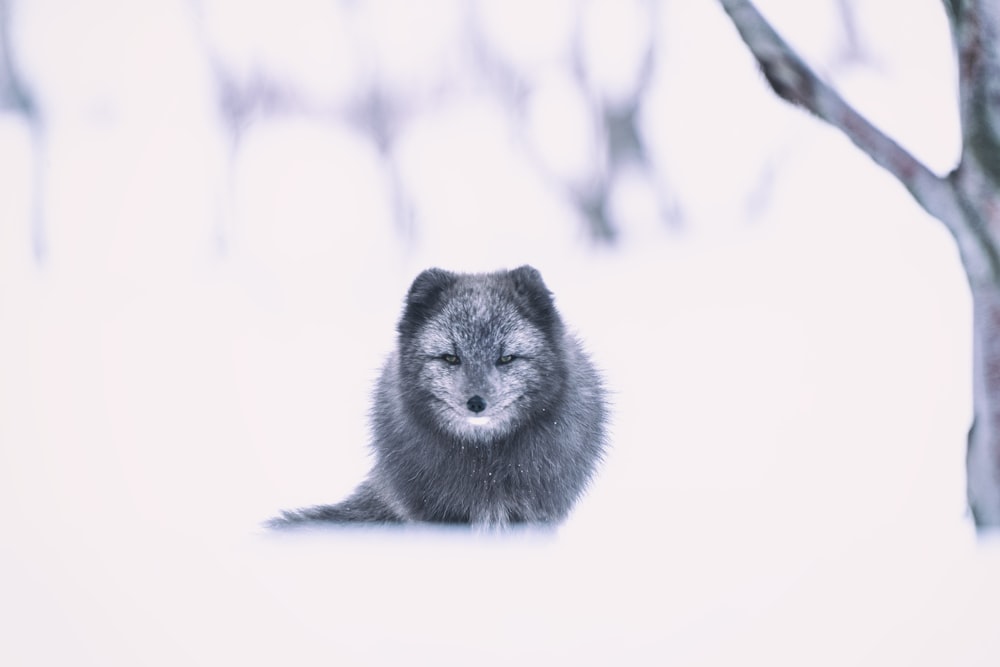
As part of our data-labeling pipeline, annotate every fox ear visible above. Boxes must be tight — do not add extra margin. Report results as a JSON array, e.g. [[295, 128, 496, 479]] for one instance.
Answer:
[[399, 268, 457, 336], [509, 265, 561, 332]]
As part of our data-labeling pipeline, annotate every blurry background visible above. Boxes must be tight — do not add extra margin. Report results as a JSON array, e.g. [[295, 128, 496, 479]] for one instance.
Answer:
[[2, 0, 999, 665]]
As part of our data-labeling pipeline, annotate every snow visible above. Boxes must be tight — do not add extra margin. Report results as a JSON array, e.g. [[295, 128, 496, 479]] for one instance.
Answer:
[[1, 1, 998, 665]]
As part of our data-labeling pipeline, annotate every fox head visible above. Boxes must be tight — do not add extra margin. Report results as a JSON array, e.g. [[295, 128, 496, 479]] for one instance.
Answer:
[[395, 266, 568, 442]]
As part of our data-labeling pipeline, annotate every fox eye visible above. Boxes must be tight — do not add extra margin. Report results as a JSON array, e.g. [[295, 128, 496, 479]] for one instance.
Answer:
[[441, 354, 461, 365], [497, 354, 516, 365]]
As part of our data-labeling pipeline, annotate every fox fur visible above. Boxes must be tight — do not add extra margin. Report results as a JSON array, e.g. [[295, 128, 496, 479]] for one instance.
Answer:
[[269, 265, 607, 528]]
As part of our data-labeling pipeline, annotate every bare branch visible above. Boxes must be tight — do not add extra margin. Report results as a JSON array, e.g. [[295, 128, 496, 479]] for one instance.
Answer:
[[722, 0, 1000, 529], [717, 0, 966, 236]]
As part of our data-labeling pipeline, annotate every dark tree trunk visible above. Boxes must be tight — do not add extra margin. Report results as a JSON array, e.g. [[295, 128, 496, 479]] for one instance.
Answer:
[[719, 0, 1000, 531], [969, 283, 1000, 527]]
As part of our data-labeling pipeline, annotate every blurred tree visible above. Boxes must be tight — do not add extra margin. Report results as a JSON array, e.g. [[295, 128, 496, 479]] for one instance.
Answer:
[[0, 0, 27, 112], [0, 0, 42, 261], [198, 0, 678, 248], [720, 0, 1000, 531]]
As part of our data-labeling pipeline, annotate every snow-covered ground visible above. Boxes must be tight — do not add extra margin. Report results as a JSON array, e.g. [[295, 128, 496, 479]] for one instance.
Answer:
[[2, 1, 998, 665]]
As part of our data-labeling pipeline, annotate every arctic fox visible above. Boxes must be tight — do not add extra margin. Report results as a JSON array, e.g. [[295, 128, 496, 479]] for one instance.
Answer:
[[270, 265, 607, 528]]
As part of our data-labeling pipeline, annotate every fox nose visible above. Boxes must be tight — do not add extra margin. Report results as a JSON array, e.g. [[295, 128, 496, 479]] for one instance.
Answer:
[[466, 395, 487, 414]]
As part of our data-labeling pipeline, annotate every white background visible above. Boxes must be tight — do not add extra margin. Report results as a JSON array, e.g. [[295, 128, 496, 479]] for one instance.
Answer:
[[2, 1, 998, 664]]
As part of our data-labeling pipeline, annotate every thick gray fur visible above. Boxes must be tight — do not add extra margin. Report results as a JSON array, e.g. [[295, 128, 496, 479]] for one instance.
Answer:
[[269, 265, 607, 529]]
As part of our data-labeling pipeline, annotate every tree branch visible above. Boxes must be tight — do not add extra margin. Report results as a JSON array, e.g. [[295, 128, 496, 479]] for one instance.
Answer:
[[717, 0, 967, 238]]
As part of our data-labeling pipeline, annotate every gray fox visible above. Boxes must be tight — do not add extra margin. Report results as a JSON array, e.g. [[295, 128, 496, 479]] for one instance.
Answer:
[[270, 265, 608, 528]]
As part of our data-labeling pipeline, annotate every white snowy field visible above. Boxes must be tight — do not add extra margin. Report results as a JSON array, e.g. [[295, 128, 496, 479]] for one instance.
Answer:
[[2, 0, 1000, 665]]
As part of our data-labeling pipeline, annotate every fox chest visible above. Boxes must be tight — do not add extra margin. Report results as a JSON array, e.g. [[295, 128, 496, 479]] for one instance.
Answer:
[[405, 454, 555, 523]]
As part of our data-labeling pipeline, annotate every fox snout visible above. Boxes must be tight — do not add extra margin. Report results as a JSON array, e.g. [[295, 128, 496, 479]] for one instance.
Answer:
[[466, 395, 487, 413]]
